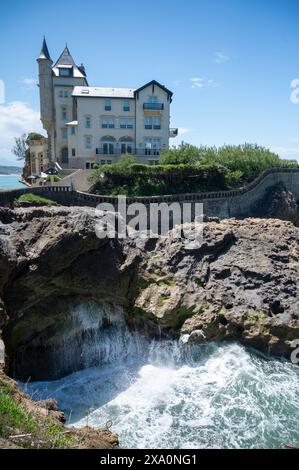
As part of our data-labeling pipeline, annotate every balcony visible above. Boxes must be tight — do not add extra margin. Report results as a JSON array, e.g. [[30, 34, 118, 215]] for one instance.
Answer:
[[169, 128, 178, 138], [143, 103, 164, 110], [96, 148, 122, 156], [95, 148, 161, 157], [136, 148, 161, 156]]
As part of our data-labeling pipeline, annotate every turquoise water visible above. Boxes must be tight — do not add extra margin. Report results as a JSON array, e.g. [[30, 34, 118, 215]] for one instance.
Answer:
[[23, 333, 299, 449], [0, 175, 25, 190]]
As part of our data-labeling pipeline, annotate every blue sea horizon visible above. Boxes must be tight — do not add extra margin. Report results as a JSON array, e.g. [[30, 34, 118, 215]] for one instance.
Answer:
[[0, 174, 25, 190]]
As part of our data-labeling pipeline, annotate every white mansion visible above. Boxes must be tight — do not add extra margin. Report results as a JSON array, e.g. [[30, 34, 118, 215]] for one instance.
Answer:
[[35, 38, 178, 172]]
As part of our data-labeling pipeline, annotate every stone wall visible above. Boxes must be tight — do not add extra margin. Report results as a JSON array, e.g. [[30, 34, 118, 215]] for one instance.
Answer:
[[0, 186, 74, 207], [1, 168, 299, 219], [74, 168, 299, 218]]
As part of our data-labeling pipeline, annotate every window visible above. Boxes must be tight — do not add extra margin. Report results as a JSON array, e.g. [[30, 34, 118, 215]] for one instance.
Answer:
[[64, 91, 69, 98], [144, 138, 161, 155], [59, 68, 71, 77], [144, 117, 152, 129], [85, 136, 92, 150], [62, 128, 67, 139], [71, 148, 76, 157], [153, 116, 161, 130], [152, 138, 161, 149], [143, 96, 163, 110], [121, 143, 132, 154], [120, 119, 133, 129], [103, 143, 114, 155], [102, 119, 114, 129], [85, 116, 92, 129], [123, 100, 130, 112], [61, 106, 68, 121], [105, 99, 112, 111], [59, 90, 63, 98], [71, 126, 76, 135]]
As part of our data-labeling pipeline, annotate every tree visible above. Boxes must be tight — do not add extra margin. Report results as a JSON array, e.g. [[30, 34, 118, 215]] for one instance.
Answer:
[[12, 133, 28, 161], [159, 142, 203, 165], [26, 132, 45, 143]]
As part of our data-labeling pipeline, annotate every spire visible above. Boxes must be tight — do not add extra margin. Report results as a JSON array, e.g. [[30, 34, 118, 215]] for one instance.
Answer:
[[54, 45, 76, 67], [38, 36, 52, 61]]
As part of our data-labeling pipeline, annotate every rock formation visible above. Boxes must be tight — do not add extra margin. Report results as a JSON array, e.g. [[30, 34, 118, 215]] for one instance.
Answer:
[[0, 206, 298, 381]]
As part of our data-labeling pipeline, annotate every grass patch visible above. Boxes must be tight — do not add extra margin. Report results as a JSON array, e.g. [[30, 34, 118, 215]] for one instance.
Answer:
[[0, 378, 77, 448], [14, 193, 58, 207]]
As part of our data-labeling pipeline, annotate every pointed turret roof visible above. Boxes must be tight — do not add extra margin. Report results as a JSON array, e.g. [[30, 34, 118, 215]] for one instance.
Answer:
[[54, 45, 76, 67], [52, 44, 88, 82], [38, 37, 52, 61]]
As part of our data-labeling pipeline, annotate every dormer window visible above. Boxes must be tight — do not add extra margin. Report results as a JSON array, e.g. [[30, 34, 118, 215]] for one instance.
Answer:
[[59, 68, 72, 77]]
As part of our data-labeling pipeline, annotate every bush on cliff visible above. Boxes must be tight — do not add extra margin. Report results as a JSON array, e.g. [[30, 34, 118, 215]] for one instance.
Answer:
[[90, 159, 228, 196], [89, 144, 298, 196], [160, 143, 297, 181]]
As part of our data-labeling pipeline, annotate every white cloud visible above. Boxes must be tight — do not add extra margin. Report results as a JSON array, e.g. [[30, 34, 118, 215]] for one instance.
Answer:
[[20, 78, 38, 89], [178, 128, 192, 135], [190, 77, 218, 89], [270, 146, 299, 160], [190, 77, 204, 89], [207, 79, 219, 88], [0, 101, 44, 165], [214, 51, 230, 64]]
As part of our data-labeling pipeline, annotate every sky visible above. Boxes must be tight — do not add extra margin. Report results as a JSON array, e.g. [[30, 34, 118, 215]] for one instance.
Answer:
[[0, 0, 298, 166]]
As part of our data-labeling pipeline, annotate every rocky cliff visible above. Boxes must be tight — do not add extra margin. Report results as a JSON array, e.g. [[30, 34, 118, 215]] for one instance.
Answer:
[[0, 206, 298, 381]]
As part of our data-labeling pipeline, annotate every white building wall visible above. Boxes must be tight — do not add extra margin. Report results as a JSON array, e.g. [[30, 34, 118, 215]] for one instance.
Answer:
[[53, 76, 86, 164], [135, 84, 171, 159], [68, 85, 172, 169], [71, 96, 136, 168]]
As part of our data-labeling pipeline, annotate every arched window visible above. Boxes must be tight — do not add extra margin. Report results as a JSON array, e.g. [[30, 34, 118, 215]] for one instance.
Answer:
[[119, 136, 134, 155], [100, 136, 115, 155], [119, 136, 133, 142], [100, 135, 116, 142]]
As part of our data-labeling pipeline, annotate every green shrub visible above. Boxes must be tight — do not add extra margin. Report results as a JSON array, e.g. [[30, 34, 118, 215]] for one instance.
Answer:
[[89, 143, 298, 196], [14, 193, 58, 207], [46, 175, 61, 182]]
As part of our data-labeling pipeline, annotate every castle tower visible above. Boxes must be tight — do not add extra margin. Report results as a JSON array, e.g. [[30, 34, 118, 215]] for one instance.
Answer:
[[37, 37, 55, 163], [51, 44, 88, 166]]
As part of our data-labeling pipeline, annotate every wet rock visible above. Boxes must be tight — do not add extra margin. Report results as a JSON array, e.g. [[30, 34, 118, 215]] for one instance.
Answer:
[[0, 207, 298, 380]]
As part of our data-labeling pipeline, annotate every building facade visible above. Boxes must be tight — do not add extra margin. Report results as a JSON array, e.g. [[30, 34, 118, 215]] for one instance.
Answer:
[[37, 38, 178, 171]]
